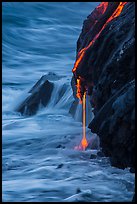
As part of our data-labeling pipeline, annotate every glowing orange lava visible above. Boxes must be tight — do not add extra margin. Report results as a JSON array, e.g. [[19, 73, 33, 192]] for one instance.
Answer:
[[73, 2, 127, 73], [75, 92, 88, 151], [81, 92, 88, 150], [72, 2, 127, 94], [96, 2, 108, 15], [76, 78, 82, 104], [75, 2, 109, 60], [73, 2, 127, 151]]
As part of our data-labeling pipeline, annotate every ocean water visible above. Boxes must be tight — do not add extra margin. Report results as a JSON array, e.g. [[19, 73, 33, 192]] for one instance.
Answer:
[[2, 2, 135, 202]]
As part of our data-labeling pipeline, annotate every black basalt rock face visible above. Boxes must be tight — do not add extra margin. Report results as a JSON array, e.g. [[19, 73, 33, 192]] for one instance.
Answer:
[[89, 80, 135, 169], [72, 2, 135, 170], [15, 76, 54, 116]]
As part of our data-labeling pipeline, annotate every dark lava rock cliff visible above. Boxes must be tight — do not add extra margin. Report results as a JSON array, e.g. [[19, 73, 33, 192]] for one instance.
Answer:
[[71, 2, 135, 170]]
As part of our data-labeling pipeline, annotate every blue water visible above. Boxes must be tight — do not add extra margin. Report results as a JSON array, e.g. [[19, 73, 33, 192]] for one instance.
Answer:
[[2, 2, 135, 202]]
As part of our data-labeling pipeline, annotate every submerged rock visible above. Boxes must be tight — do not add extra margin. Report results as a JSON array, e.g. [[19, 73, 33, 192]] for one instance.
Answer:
[[56, 164, 64, 169], [15, 75, 54, 116], [90, 154, 97, 159], [76, 188, 81, 194], [97, 151, 105, 158], [56, 144, 65, 149]]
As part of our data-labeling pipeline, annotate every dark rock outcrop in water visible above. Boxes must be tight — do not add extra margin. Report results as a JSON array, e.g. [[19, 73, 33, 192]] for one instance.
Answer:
[[72, 2, 135, 170], [15, 75, 54, 116], [15, 72, 68, 116]]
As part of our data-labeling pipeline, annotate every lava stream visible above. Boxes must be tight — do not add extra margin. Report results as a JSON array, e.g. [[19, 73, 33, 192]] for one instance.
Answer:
[[72, 2, 127, 73], [72, 2, 127, 102], [75, 92, 88, 151], [81, 92, 88, 150], [73, 2, 127, 151]]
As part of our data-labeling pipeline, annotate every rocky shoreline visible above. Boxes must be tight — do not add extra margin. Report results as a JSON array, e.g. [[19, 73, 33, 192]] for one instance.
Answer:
[[71, 2, 135, 200], [15, 2, 135, 173], [71, 1, 135, 171]]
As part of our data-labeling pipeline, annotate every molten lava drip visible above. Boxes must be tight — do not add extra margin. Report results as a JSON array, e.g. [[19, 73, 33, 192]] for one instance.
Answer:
[[75, 92, 88, 151], [76, 78, 82, 104], [73, 2, 127, 151], [81, 92, 88, 150]]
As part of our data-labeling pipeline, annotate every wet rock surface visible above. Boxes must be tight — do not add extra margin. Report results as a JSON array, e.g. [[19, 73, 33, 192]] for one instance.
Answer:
[[89, 80, 135, 169], [15, 75, 54, 116], [72, 2, 135, 170]]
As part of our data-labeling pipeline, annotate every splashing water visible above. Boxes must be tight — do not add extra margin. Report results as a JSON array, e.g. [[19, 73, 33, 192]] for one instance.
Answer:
[[2, 2, 134, 202]]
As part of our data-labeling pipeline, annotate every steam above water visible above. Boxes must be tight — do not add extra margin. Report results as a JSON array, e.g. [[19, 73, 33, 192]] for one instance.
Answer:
[[2, 2, 134, 202]]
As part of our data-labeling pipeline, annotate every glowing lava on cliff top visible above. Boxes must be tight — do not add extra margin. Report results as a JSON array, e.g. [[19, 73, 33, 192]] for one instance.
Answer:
[[72, 2, 127, 102], [73, 2, 127, 151]]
